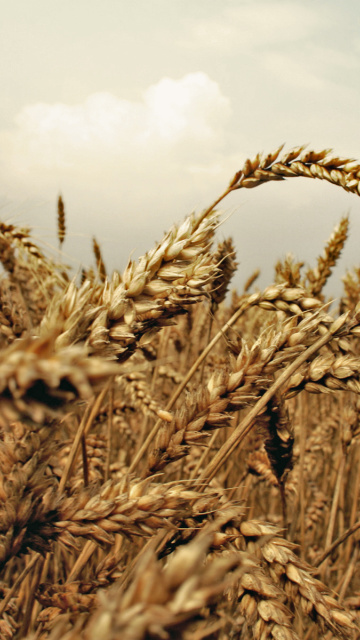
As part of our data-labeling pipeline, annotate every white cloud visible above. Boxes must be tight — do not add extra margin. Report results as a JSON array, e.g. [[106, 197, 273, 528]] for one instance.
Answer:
[[144, 74, 229, 142], [1, 73, 230, 182]]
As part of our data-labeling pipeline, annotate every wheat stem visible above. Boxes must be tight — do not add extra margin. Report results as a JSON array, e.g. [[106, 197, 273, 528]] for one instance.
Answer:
[[128, 300, 250, 473], [58, 382, 110, 493], [0, 553, 41, 618], [199, 319, 349, 484]]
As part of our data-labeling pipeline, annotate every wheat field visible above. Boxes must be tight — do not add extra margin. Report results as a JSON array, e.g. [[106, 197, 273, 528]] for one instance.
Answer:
[[1, 145, 360, 639]]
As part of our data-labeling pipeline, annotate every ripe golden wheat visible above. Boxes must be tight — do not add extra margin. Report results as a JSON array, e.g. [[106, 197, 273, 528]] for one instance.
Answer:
[[1, 145, 360, 639]]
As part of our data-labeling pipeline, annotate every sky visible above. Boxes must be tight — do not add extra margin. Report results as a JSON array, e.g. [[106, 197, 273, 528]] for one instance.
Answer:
[[1, 0, 360, 297]]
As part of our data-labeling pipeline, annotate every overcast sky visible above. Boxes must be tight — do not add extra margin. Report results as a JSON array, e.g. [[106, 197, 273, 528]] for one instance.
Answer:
[[1, 0, 360, 297]]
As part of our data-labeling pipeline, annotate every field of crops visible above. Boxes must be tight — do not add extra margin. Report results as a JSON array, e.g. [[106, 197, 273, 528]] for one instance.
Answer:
[[1, 145, 360, 639]]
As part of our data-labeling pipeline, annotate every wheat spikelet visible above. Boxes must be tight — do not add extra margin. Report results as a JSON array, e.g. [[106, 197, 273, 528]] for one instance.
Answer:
[[116, 370, 172, 422], [275, 254, 304, 288], [0, 219, 69, 336], [243, 268, 260, 293], [0, 332, 120, 425], [57, 195, 66, 247], [209, 237, 237, 312], [0, 221, 45, 264], [228, 145, 360, 197], [240, 520, 356, 637], [92, 237, 107, 282], [341, 266, 360, 313], [257, 394, 294, 485], [306, 216, 349, 298], [40, 207, 219, 360], [286, 352, 360, 397]]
